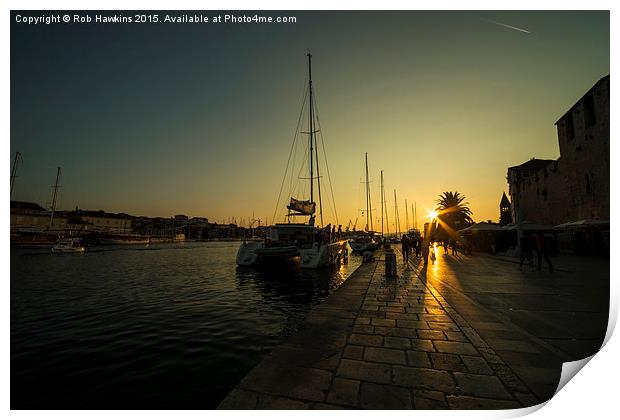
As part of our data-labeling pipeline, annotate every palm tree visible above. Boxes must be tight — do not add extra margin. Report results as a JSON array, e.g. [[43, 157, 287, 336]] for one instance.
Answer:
[[435, 191, 474, 233]]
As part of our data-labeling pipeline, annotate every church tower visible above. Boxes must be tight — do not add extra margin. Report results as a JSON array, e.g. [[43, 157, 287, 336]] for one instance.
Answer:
[[499, 193, 511, 226]]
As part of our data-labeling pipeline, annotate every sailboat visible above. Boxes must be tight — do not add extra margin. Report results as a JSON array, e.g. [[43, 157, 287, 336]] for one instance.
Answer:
[[236, 54, 348, 269], [348, 153, 380, 254]]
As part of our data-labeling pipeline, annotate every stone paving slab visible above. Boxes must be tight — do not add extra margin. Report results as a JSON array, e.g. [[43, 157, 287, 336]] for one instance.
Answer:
[[411, 250, 607, 403], [217, 247, 574, 410]]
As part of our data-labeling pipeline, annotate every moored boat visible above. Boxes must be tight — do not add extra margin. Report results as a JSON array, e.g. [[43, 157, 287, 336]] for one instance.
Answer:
[[52, 237, 86, 253], [349, 153, 380, 254], [349, 232, 380, 254], [236, 53, 348, 269], [95, 233, 150, 245]]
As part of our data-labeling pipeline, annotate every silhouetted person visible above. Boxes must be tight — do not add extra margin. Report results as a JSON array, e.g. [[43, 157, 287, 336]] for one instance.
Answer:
[[401, 234, 409, 263], [415, 238, 421, 257], [535, 232, 554, 272], [337, 225, 342, 238], [519, 234, 534, 270], [422, 240, 430, 265], [443, 240, 448, 255], [450, 238, 458, 256], [487, 233, 497, 254]]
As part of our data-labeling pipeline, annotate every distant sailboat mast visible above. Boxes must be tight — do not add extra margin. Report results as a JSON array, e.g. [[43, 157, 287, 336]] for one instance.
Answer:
[[10, 151, 22, 199], [405, 199, 409, 233], [364, 153, 373, 232], [383, 174, 390, 237], [394, 189, 401, 236], [49, 167, 62, 231], [380, 170, 384, 237]]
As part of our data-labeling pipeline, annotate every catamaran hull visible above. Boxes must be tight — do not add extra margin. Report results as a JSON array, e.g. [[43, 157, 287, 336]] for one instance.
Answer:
[[300, 240, 348, 269], [236, 240, 348, 269], [236, 241, 266, 266]]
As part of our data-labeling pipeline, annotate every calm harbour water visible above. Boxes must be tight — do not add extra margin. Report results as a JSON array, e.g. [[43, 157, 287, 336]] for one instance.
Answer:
[[11, 241, 361, 409]]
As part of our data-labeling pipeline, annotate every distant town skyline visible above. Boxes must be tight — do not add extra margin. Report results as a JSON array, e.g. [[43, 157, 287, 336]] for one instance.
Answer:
[[10, 10, 609, 228]]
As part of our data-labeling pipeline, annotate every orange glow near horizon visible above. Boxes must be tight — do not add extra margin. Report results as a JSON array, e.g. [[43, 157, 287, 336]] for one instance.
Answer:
[[9, 12, 609, 225]]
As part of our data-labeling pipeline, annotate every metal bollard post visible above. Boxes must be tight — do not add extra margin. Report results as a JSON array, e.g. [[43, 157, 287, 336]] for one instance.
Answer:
[[385, 248, 397, 278]]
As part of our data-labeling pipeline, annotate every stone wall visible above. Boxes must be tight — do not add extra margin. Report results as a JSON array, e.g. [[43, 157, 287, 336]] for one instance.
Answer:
[[507, 76, 609, 226]]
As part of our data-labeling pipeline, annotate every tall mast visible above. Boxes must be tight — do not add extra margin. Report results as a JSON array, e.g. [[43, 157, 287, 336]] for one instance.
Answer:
[[364, 152, 373, 232], [383, 175, 390, 236], [308, 53, 314, 205], [394, 189, 400, 236], [405, 199, 409, 233], [10, 151, 22, 199], [49, 167, 62, 231], [414, 201, 417, 229], [364, 153, 369, 231], [380, 170, 384, 237]]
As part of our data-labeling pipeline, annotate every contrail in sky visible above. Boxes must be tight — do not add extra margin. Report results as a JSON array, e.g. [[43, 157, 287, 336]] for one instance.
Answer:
[[481, 18, 531, 34]]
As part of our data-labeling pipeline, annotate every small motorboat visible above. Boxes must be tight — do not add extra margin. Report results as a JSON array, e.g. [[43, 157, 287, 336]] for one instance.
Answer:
[[52, 238, 87, 253]]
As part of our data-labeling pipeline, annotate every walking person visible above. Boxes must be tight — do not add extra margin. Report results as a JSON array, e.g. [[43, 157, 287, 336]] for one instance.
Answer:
[[401, 234, 409, 263], [422, 240, 430, 265], [535, 232, 554, 272], [443, 240, 449, 255]]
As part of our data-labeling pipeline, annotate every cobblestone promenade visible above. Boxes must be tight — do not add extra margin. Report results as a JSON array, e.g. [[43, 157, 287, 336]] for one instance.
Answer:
[[218, 247, 608, 409]]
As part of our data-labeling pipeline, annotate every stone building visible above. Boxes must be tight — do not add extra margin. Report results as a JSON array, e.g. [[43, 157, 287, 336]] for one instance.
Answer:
[[554, 75, 610, 221], [10, 200, 67, 231], [69, 210, 133, 234], [10, 201, 133, 234], [507, 75, 610, 226]]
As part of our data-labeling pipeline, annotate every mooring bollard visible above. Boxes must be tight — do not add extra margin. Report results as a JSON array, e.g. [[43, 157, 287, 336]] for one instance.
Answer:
[[385, 248, 397, 277]]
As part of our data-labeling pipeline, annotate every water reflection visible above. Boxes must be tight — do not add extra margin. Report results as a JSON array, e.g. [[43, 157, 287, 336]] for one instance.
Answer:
[[235, 261, 352, 305], [11, 242, 360, 409]]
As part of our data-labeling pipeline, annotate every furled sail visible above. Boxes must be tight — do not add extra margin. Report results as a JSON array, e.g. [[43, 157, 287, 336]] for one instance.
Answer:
[[287, 198, 316, 215]]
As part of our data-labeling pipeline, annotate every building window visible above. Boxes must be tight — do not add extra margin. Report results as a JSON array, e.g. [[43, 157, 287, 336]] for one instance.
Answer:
[[584, 92, 596, 128]]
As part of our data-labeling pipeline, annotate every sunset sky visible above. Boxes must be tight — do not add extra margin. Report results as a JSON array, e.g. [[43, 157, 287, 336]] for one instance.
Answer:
[[10, 10, 609, 229]]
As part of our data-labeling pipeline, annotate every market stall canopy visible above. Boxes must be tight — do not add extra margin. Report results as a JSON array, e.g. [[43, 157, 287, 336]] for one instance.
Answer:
[[554, 219, 610, 229], [458, 222, 505, 233], [502, 221, 555, 231]]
